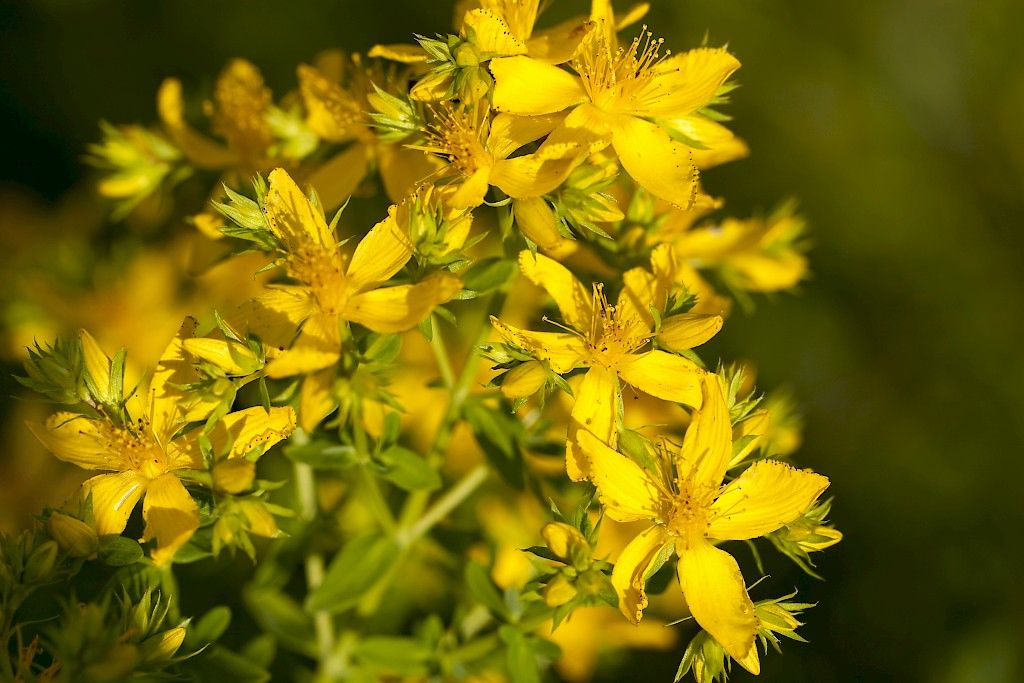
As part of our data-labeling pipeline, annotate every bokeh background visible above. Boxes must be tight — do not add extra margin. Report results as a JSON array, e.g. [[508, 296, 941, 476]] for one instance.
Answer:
[[2, 1, 1023, 681]]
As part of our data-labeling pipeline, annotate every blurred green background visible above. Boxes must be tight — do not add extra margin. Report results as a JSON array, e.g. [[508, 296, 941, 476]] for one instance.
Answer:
[[2, 0, 1023, 680]]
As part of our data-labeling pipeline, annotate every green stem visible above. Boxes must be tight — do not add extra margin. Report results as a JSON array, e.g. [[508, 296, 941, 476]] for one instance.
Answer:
[[429, 314, 456, 390], [351, 415, 397, 533], [293, 450, 337, 677], [401, 464, 489, 545]]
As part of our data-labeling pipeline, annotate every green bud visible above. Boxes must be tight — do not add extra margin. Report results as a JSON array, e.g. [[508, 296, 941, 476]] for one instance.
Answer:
[[48, 512, 98, 558], [23, 540, 59, 583]]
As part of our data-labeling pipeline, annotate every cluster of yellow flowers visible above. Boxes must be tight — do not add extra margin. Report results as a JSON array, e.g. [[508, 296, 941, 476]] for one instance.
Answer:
[[6, 1, 841, 680]]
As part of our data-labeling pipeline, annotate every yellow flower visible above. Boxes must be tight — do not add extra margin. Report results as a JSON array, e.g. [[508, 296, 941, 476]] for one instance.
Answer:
[[297, 54, 442, 209], [575, 373, 829, 673], [491, 251, 721, 480], [490, 16, 741, 207], [157, 59, 273, 173], [28, 324, 295, 565], [229, 169, 461, 430]]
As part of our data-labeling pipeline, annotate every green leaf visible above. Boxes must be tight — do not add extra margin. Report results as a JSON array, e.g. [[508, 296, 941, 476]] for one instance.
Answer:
[[465, 562, 507, 619], [463, 398, 525, 488], [306, 534, 399, 614], [377, 446, 441, 491], [500, 627, 540, 683], [244, 587, 317, 657], [462, 257, 518, 295], [241, 634, 277, 670], [98, 534, 144, 566], [187, 606, 232, 647], [192, 644, 272, 683], [357, 637, 432, 675]]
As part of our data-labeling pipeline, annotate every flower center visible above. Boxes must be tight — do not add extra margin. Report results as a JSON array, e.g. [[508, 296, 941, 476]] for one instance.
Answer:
[[585, 284, 648, 368], [286, 245, 349, 316], [572, 26, 667, 114], [423, 105, 492, 178], [108, 423, 169, 479]]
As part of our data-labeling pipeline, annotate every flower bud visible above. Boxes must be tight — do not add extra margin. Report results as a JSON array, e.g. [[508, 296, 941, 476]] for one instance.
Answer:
[[541, 522, 590, 568], [542, 573, 577, 607], [23, 540, 59, 583], [48, 512, 98, 558], [140, 626, 186, 663]]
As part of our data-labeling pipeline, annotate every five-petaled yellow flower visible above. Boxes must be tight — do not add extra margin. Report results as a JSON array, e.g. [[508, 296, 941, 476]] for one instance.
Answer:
[[577, 373, 829, 674], [492, 250, 722, 480], [235, 168, 461, 429], [29, 324, 296, 565], [489, 8, 741, 207]]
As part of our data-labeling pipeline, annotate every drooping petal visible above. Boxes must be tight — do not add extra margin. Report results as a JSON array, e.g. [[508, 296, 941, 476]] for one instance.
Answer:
[[264, 313, 341, 378], [617, 350, 702, 407], [518, 250, 593, 331], [368, 43, 428, 64], [149, 318, 220, 442], [344, 272, 462, 333], [489, 318, 588, 374], [207, 406, 297, 460], [644, 48, 741, 118], [707, 461, 830, 541], [300, 368, 337, 432], [674, 373, 731, 492], [82, 472, 148, 536], [306, 144, 371, 212], [490, 56, 588, 115], [265, 168, 337, 252], [346, 208, 414, 290], [676, 539, 759, 667], [660, 114, 749, 169], [576, 429, 661, 521], [610, 115, 698, 208], [611, 524, 669, 624], [464, 8, 528, 56], [566, 366, 619, 481], [447, 167, 491, 210], [142, 473, 200, 566], [656, 313, 724, 353], [29, 413, 116, 471], [512, 197, 577, 257]]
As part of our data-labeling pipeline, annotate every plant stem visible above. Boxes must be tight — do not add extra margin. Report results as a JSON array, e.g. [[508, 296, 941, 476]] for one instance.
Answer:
[[429, 314, 456, 390], [351, 415, 397, 533], [401, 463, 489, 546], [293, 453, 338, 678]]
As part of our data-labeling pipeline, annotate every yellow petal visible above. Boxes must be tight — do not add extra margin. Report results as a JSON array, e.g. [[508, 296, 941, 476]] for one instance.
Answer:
[[182, 338, 261, 376], [661, 114, 749, 169], [617, 350, 702, 406], [264, 314, 340, 378], [656, 313, 723, 352], [30, 413, 114, 470], [645, 48, 741, 118], [157, 79, 236, 169], [490, 56, 587, 115], [306, 144, 371, 212], [300, 368, 337, 432], [730, 409, 769, 467], [232, 286, 315, 351], [489, 317, 588, 374], [566, 366, 619, 481], [499, 361, 548, 399], [675, 373, 731, 491], [616, 267, 661, 338], [512, 197, 577, 257], [676, 540, 758, 666], [212, 459, 256, 494], [149, 318, 219, 441], [730, 252, 808, 292], [611, 116, 698, 208], [297, 64, 360, 142], [83, 472, 148, 536], [708, 461, 830, 541], [79, 330, 111, 395], [464, 8, 528, 56], [265, 168, 337, 252], [447, 167, 491, 209], [576, 429, 660, 522], [490, 151, 580, 198], [378, 144, 440, 203], [208, 406, 297, 459], [488, 112, 566, 160], [368, 43, 428, 63], [344, 272, 462, 333], [611, 524, 669, 624], [346, 208, 413, 289], [143, 473, 199, 566], [518, 250, 593, 331], [525, 16, 594, 64]]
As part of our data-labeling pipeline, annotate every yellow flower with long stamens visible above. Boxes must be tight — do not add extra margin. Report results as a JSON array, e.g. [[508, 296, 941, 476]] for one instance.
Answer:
[[227, 169, 461, 430], [490, 7, 741, 208], [297, 54, 442, 210], [491, 251, 721, 480], [576, 373, 829, 674], [28, 324, 295, 565]]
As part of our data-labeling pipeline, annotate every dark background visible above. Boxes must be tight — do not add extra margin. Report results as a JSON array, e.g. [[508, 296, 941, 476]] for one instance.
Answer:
[[2, 1, 1023, 680]]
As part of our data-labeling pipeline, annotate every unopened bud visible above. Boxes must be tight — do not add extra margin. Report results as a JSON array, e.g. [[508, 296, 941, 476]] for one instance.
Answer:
[[23, 540, 59, 583], [48, 512, 98, 558]]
